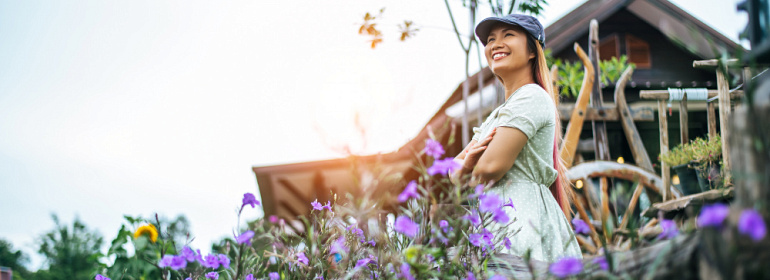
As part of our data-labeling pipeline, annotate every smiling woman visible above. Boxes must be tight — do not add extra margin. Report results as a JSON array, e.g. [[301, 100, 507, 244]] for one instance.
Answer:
[[450, 14, 581, 265]]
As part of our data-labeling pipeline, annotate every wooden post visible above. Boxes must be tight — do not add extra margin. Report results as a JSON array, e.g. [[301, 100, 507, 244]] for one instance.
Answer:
[[707, 101, 717, 139], [716, 69, 732, 184], [658, 100, 671, 201], [679, 91, 689, 143], [588, 19, 611, 163], [560, 43, 595, 168], [614, 67, 654, 172]]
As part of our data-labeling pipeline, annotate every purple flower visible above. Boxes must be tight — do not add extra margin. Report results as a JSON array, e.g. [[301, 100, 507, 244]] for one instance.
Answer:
[[349, 227, 365, 240], [269, 215, 279, 223], [323, 201, 333, 211], [504, 237, 512, 250], [738, 209, 767, 241], [366, 239, 376, 246], [329, 236, 348, 255], [201, 253, 220, 269], [489, 276, 507, 280], [297, 252, 309, 266], [427, 158, 461, 176], [394, 216, 419, 238], [593, 256, 609, 270], [245, 274, 254, 280], [464, 271, 476, 280], [463, 211, 481, 227], [697, 203, 730, 228], [658, 219, 678, 239], [242, 193, 260, 208], [479, 194, 503, 213], [311, 199, 324, 211], [355, 257, 374, 268], [398, 181, 420, 202], [439, 220, 449, 228], [572, 217, 590, 235], [492, 208, 510, 224], [205, 272, 219, 279], [423, 139, 445, 158], [236, 230, 254, 245], [269, 272, 280, 280], [503, 198, 516, 210], [218, 254, 230, 268], [549, 257, 583, 278], [169, 256, 187, 270], [180, 246, 196, 262], [158, 255, 174, 268], [400, 263, 415, 280], [95, 275, 110, 280], [469, 229, 494, 248]]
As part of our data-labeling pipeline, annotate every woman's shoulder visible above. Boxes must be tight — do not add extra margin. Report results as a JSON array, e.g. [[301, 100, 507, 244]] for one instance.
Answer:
[[506, 84, 554, 107]]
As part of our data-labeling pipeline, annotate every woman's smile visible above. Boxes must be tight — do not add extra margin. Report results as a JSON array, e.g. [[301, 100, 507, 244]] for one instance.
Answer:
[[492, 52, 509, 61]]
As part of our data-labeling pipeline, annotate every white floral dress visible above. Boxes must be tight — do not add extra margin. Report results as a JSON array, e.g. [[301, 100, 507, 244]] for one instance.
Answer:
[[471, 84, 582, 263]]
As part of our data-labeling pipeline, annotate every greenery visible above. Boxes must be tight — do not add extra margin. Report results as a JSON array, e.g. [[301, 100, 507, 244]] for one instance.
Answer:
[[0, 239, 31, 280], [659, 136, 723, 167], [32, 215, 104, 280], [550, 55, 636, 98]]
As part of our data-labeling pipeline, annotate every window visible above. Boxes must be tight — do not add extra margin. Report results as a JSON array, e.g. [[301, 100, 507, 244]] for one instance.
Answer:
[[626, 34, 651, 68], [599, 34, 619, 61]]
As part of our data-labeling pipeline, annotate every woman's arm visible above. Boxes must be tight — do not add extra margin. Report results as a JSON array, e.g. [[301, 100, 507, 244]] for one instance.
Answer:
[[471, 126, 528, 184]]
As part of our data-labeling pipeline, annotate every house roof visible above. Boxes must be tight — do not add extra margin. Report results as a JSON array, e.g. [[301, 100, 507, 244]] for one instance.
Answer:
[[545, 0, 745, 59]]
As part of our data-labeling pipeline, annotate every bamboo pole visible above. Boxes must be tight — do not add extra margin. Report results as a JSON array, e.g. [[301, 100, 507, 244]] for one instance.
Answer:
[[716, 69, 732, 184]]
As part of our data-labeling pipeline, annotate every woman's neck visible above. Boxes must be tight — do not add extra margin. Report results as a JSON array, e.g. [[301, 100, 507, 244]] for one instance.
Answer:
[[502, 70, 536, 100]]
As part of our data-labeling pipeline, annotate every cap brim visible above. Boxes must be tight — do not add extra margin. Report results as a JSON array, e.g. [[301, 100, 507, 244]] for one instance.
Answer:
[[475, 17, 523, 46]]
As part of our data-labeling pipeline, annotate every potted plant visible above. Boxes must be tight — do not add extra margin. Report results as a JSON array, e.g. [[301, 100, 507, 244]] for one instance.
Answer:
[[660, 142, 700, 195], [690, 136, 723, 191]]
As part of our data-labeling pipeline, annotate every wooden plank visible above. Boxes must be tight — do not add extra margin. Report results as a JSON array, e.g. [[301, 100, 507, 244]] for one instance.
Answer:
[[692, 58, 740, 68], [658, 100, 671, 201], [707, 101, 717, 139], [716, 69, 732, 184], [557, 104, 655, 121], [588, 19, 612, 163], [642, 187, 734, 218], [639, 90, 743, 100], [679, 91, 689, 143], [614, 67, 655, 172], [559, 43, 595, 168], [618, 182, 644, 233]]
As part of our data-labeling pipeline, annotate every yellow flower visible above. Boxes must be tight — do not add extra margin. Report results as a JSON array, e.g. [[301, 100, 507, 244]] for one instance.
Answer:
[[134, 224, 158, 243]]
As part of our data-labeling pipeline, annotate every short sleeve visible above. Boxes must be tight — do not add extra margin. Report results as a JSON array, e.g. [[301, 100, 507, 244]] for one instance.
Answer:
[[471, 127, 482, 141], [495, 86, 553, 139]]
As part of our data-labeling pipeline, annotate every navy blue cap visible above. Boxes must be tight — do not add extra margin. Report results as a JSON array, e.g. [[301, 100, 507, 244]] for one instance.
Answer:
[[475, 14, 545, 48]]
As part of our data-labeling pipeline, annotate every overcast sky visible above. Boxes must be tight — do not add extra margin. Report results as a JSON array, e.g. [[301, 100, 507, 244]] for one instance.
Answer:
[[0, 0, 746, 269]]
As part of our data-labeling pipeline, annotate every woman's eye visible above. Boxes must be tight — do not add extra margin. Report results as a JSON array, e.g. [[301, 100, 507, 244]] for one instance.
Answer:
[[487, 38, 495, 42], [505, 33, 514, 37]]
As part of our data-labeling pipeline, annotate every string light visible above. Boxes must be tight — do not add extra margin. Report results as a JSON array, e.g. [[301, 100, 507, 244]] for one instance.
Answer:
[[575, 180, 584, 189], [617, 157, 625, 164]]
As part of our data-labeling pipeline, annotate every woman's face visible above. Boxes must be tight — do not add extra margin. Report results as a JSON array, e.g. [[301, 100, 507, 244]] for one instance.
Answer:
[[484, 24, 534, 76]]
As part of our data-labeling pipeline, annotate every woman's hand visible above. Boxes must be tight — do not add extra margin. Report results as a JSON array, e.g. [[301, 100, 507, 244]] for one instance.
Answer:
[[462, 127, 497, 173]]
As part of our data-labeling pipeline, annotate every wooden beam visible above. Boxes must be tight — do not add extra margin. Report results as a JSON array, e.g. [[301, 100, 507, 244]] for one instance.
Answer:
[[588, 19, 612, 164], [692, 58, 740, 68], [557, 104, 656, 121], [658, 100, 671, 201], [639, 90, 743, 100], [716, 69, 732, 185], [707, 101, 718, 139], [642, 187, 734, 218], [679, 91, 689, 143], [614, 67, 655, 172], [560, 43, 595, 168]]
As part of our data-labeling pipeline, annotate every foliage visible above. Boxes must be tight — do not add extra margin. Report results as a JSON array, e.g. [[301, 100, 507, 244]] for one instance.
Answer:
[[550, 55, 636, 98], [659, 136, 722, 167], [0, 238, 31, 280], [32, 215, 104, 280], [97, 214, 192, 280]]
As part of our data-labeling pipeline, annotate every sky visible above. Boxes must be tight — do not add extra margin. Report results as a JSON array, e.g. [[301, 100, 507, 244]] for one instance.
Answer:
[[0, 0, 747, 270]]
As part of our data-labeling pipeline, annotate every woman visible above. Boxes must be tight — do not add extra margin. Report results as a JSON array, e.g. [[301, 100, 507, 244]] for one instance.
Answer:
[[451, 14, 582, 262]]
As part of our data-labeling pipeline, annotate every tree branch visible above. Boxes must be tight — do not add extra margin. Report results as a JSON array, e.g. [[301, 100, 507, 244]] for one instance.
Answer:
[[444, 0, 469, 51]]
